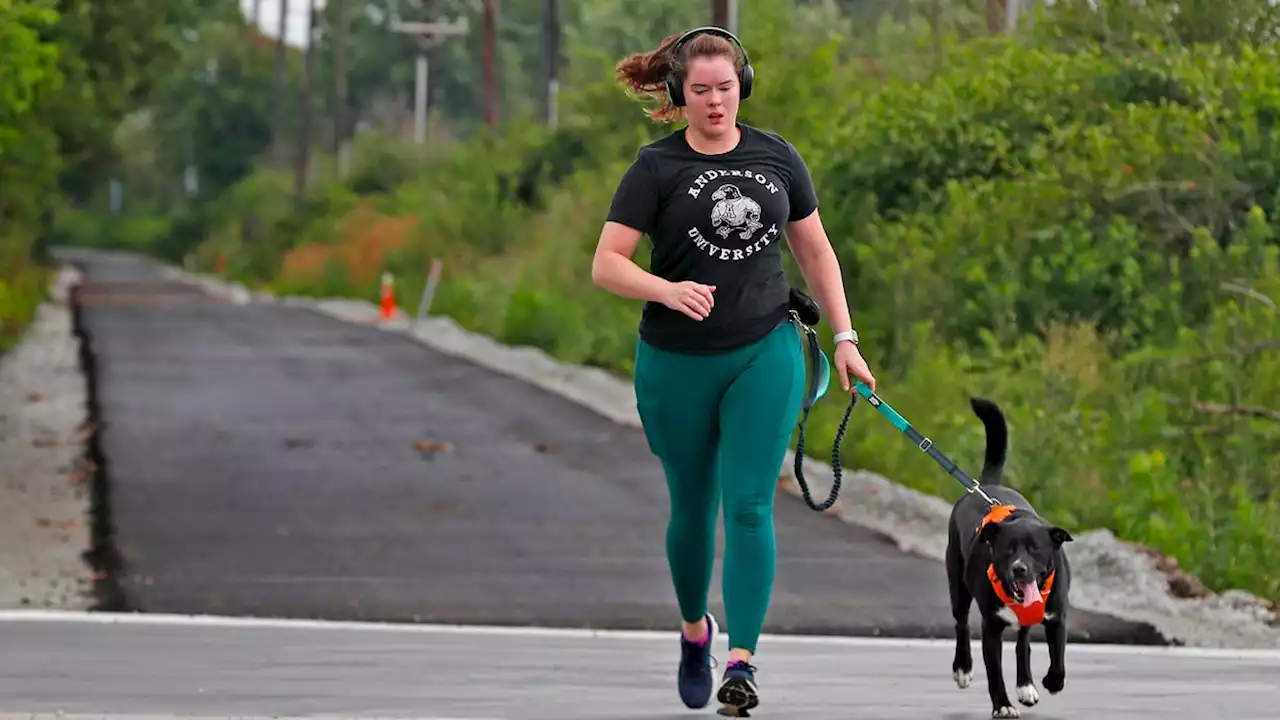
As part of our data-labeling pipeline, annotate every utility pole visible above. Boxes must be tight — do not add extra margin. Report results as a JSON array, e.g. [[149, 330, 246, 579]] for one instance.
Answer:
[[295, 0, 316, 203], [544, 0, 559, 128], [482, 0, 499, 130], [712, 0, 729, 29], [333, 0, 350, 177], [389, 15, 470, 144], [986, 0, 1006, 34], [271, 0, 289, 166], [985, 0, 1022, 33]]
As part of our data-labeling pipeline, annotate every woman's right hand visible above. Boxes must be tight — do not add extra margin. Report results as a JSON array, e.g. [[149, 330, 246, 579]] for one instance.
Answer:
[[662, 280, 716, 321]]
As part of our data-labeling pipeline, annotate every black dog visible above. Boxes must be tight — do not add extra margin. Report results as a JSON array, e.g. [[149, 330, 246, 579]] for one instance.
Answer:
[[946, 398, 1073, 718]]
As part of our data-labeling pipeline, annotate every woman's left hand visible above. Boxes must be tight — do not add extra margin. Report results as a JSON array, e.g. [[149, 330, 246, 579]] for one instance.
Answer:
[[835, 340, 876, 393]]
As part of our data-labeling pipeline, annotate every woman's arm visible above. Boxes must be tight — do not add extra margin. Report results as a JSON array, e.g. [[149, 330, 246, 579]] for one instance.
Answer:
[[591, 221, 716, 321], [785, 209, 854, 337], [786, 208, 876, 390], [591, 221, 670, 303]]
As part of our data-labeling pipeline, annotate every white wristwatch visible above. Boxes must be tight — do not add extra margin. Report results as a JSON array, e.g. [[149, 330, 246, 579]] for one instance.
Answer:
[[833, 329, 859, 346]]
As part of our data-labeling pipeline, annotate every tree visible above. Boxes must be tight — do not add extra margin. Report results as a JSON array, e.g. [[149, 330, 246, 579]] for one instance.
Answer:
[[140, 18, 281, 205], [36, 0, 232, 203], [0, 0, 63, 229]]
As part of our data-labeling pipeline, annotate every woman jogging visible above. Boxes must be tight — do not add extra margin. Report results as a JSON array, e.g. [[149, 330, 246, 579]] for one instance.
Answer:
[[591, 26, 876, 716]]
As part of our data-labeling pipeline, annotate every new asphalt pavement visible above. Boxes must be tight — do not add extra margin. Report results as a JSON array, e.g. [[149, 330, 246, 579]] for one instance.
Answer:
[[58, 247, 1160, 642]]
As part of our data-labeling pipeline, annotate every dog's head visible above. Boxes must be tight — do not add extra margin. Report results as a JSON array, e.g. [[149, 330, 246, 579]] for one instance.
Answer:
[[978, 512, 1072, 605]]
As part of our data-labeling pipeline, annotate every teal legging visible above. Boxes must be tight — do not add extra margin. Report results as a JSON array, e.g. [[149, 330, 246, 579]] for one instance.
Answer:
[[633, 319, 806, 654]]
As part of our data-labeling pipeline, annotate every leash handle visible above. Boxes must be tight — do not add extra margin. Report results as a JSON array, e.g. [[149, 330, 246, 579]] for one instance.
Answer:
[[851, 381, 908, 431]]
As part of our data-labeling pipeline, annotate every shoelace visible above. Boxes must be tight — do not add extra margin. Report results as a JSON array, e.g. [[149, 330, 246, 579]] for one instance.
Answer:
[[680, 641, 720, 675]]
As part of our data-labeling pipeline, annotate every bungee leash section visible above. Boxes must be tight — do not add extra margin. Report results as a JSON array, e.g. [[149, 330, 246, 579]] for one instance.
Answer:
[[788, 296, 999, 511]]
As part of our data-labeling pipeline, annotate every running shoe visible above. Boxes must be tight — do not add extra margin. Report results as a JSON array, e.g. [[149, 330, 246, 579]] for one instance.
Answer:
[[716, 659, 760, 717], [676, 612, 719, 708]]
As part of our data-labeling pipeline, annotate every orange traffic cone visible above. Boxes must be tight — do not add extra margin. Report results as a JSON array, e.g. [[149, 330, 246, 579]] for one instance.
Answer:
[[379, 272, 396, 321]]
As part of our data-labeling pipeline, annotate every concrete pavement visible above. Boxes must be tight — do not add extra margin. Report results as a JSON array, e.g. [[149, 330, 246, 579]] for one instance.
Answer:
[[0, 612, 1275, 719]]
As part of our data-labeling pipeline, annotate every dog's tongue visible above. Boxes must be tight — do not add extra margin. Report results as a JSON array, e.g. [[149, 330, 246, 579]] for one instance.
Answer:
[[1019, 582, 1042, 607]]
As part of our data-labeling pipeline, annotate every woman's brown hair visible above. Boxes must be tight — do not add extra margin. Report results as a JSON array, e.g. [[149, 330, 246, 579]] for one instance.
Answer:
[[615, 31, 743, 123]]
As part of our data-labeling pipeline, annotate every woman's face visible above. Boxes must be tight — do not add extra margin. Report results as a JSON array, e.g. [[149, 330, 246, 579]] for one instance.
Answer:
[[682, 54, 740, 139]]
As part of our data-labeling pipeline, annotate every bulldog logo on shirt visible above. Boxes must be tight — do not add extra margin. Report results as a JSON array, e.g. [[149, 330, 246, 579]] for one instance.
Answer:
[[709, 183, 764, 240]]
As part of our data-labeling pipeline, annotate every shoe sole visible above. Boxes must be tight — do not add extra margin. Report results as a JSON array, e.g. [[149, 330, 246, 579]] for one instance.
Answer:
[[716, 675, 760, 717]]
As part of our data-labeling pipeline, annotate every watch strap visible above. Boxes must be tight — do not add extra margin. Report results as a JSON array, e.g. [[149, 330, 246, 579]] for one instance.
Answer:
[[833, 329, 858, 345]]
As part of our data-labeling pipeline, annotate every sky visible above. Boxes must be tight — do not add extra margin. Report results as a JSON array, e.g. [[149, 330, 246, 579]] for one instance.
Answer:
[[239, 0, 328, 47]]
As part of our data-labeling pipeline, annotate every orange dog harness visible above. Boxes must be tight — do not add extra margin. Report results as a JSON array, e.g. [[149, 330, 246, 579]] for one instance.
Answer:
[[978, 504, 1056, 626]]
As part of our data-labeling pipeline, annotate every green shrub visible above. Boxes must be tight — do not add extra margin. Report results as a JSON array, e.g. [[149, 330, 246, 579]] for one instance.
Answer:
[[0, 237, 50, 354], [792, 35, 1280, 602]]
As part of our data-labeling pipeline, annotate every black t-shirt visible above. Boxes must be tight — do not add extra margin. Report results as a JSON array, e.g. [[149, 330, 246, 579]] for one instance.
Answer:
[[606, 123, 820, 354]]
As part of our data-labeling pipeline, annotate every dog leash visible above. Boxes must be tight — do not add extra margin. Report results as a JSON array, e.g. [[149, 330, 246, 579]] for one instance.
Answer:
[[790, 307, 1000, 510]]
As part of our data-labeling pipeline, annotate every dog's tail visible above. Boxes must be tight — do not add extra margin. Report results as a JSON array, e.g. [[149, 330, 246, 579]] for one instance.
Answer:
[[969, 397, 1007, 486]]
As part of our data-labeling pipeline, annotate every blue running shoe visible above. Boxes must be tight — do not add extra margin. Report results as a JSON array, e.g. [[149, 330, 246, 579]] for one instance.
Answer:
[[676, 613, 719, 708], [716, 660, 760, 717]]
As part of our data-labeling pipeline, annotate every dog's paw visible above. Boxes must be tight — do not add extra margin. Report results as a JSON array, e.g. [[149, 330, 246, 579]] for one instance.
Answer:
[[1016, 684, 1040, 707], [952, 669, 972, 689], [1042, 669, 1065, 694], [992, 705, 1020, 718]]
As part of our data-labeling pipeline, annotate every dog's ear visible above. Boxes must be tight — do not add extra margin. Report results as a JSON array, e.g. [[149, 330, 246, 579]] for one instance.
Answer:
[[978, 521, 1001, 546], [1049, 526, 1074, 546]]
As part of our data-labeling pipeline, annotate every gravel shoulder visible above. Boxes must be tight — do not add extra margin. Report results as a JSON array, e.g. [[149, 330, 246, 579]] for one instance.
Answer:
[[0, 266, 94, 610], [52, 247, 1280, 649]]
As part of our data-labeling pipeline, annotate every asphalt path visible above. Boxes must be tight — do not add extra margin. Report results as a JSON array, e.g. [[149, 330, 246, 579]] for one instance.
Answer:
[[59, 248, 1159, 644], [1, 613, 1276, 719]]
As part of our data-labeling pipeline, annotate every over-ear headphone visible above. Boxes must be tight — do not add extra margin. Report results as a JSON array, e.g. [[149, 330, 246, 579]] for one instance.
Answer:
[[663, 26, 754, 108]]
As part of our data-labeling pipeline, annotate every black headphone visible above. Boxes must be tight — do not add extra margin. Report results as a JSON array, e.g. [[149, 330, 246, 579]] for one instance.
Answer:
[[663, 26, 754, 108]]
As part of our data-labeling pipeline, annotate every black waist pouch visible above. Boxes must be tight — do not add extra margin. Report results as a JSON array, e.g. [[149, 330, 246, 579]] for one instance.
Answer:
[[789, 287, 821, 327]]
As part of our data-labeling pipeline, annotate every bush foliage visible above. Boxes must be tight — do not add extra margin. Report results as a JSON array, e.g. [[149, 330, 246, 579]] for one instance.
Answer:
[[56, 3, 1280, 605]]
